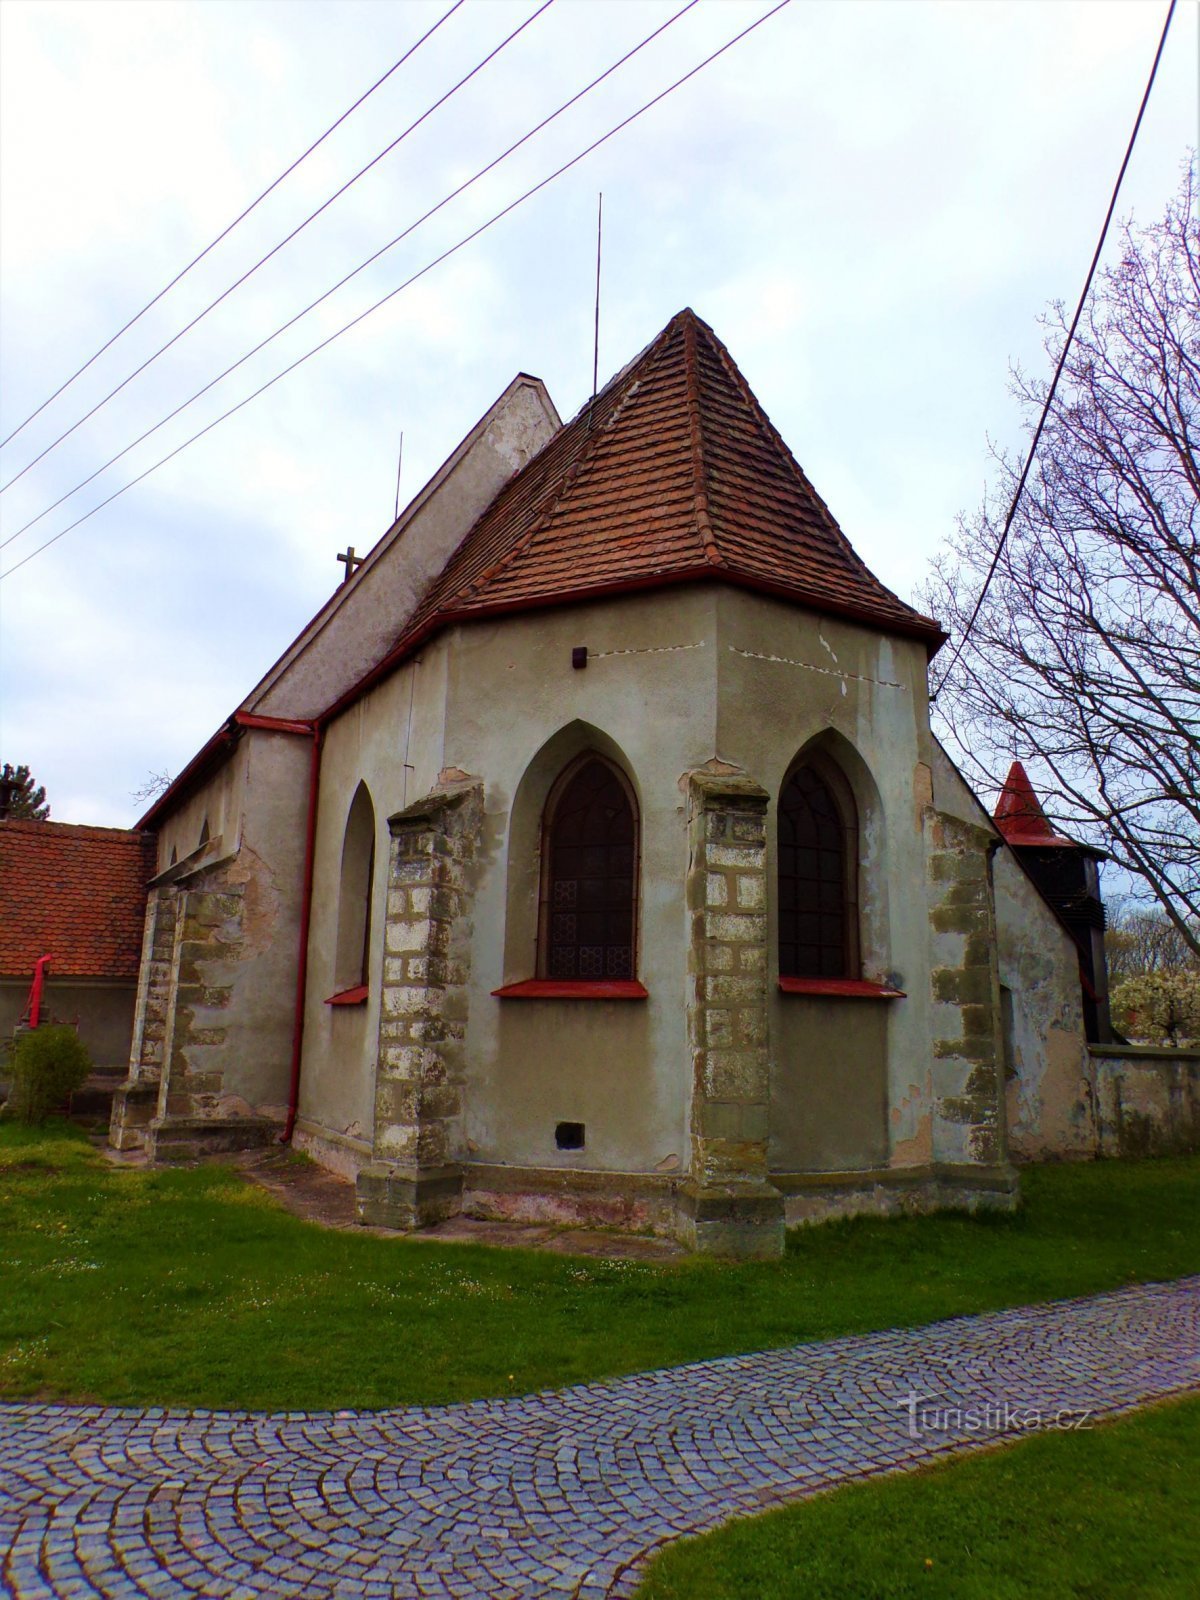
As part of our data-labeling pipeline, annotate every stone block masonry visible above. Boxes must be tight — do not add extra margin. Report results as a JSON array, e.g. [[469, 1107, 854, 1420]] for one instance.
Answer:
[[925, 810, 1013, 1184], [109, 854, 276, 1161], [108, 889, 179, 1151], [678, 770, 784, 1258], [357, 779, 484, 1230]]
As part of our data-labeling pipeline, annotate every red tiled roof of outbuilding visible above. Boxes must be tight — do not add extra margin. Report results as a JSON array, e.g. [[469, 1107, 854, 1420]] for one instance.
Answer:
[[394, 308, 944, 655], [0, 819, 155, 980]]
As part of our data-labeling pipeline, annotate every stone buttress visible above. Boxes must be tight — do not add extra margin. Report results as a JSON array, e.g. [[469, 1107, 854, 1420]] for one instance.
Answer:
[[924, 808, 1018, 1204], [677, 771, 784, 1258], [108, 846, 278, 1160], [356, 779, 484, 1228]]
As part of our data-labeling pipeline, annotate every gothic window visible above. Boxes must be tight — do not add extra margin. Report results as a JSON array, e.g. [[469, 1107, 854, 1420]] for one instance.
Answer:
[[334, 782, 376, 995], [778, 759, 859, 979], [540, 756, 637, 981]]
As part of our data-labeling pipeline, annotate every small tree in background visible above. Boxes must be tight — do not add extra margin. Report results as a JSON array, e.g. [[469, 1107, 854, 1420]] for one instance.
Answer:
[[0, 762, 49, 820], [1110, 971, 1200, 1049], [3, 1025, 91, 1123]]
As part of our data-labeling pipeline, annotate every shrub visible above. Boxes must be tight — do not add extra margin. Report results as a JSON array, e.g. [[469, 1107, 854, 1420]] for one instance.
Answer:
[[3, 1025, 92, 1123]]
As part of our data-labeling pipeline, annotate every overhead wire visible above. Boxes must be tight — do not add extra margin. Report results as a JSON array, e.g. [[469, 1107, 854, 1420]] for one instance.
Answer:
[[1, 0, 701, 552], [0, 0, 555, 496], [929, 0, 1178, 701], [0, 0, 465, 453], [1, 0, 790, 582]]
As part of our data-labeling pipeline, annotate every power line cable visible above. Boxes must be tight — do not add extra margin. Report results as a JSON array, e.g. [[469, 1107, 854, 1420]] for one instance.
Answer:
[[930, 0, 1177, 701], [0, 0, 790, 583], [1, 0, 700, 552], [0, 0, 553, 496], [0, 0, 464, 453]]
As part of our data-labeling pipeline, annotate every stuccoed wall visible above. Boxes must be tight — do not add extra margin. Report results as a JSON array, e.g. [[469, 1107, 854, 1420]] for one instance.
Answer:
[[110, 730, 310, 1158], [993, 849, 1094, 1159], [154, 750, 245, 873], [713, 588, 935, 1177], [297, 646, 450, 1168], [1090, 1046, 1200, 1157], [300, 583, 990, 1216], [0, 979, 135, 1070], [250, 378, 560, 723]]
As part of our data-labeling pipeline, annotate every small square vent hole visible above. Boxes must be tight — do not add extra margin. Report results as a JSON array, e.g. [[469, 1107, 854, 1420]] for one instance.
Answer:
[[556, 1121, 585, 1151]]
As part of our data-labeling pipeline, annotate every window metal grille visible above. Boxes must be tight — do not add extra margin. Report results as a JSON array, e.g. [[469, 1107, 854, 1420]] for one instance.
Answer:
[[778, 764, 852, 978], [544, 758, 636, 980]]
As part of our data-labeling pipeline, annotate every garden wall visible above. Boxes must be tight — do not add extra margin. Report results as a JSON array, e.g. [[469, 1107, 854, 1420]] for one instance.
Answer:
[[1090, 1045, 1200, 1158]]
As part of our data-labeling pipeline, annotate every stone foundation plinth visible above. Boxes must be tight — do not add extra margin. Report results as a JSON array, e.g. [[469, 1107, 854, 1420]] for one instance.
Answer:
[[356, 1162, 464, 1229], [108, 1080, 161, 1151], [776, 1163, 1019, 1226], [145, 1115, 278, 1163], [676, 1178, 785, 1259]]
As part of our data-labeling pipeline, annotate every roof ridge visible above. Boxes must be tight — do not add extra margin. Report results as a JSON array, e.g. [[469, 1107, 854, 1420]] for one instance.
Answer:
[[698, 318, 925, 615], [445, 317, 686, 610], [682, 312, 723, 568]]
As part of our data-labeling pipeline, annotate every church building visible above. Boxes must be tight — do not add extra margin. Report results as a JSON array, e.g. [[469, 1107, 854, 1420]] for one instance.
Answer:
[[108, 309, 1103, 1257]]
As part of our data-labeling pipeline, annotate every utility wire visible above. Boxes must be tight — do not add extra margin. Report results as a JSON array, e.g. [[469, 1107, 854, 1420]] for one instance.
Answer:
[[1, 0, 699, 552], [0, 1, 464, 453], [0, 0, 553, 496], [0, 0, 790, 582], [930, 0, 1177, 701]]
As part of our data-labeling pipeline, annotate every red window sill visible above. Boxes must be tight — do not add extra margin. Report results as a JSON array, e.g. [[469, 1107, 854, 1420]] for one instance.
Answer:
[[778, 977, 906, 1000], [492, 979, 649, 1000], [325, 984, 369, 1006]]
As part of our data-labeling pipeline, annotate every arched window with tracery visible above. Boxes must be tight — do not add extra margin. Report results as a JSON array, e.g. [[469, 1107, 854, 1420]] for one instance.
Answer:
[[333, 782, 376, 998], [778, 758, 859, 979], [540, 755, 637, 980]]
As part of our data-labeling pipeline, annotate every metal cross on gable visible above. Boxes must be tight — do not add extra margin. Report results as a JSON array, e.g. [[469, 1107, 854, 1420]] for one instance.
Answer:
[[337, 546, 364, 583]]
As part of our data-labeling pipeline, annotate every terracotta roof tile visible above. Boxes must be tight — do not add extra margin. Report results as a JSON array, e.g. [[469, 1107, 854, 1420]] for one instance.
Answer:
[[0, 819, 155, 980], [396, 309, 943, 653]]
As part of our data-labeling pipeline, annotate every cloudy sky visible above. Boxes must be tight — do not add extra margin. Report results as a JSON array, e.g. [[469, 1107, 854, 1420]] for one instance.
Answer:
[[1, 0, 1195, 827]]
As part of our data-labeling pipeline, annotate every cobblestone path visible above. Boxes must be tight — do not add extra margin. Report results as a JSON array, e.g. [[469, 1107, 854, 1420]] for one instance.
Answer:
[[3, 1279, 1197, 1599]]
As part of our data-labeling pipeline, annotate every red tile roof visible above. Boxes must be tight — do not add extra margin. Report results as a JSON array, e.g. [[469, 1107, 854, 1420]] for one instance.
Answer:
[[0, 819, 155, 980], [993, 761, 1080, 849], [394, 308, 944, 656]]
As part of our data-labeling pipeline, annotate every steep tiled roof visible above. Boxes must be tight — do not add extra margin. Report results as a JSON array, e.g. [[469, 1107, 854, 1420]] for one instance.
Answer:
[[993, 761, 1082, 849], [0, 819, 155, 980], [395, 308, 943, 653]]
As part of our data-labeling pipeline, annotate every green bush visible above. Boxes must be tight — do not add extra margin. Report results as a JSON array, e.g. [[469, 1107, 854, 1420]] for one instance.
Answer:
[[3, 1025, 91, 1124]]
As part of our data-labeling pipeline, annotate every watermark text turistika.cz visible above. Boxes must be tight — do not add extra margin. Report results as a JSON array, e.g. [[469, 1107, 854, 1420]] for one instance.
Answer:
[[897, 1393, 1095, 1441]]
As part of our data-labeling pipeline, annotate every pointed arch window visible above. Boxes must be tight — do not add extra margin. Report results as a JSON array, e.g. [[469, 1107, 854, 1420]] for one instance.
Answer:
[[329, 782, 375, 1005], [778, 758, 859, 980], [540, 755, 637, 981]]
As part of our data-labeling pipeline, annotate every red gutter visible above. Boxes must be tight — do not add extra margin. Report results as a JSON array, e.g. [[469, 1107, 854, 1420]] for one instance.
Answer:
[[281, 721, 323, 1142], [233, 711, 319, 737], [26, 954, 51, 1028]]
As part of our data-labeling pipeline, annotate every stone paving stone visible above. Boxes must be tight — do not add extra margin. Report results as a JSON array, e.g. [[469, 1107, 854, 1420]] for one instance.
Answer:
[[2, 1279, 1198, 1598]]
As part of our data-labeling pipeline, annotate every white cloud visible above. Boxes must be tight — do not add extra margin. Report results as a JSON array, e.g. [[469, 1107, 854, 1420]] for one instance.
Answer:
[[1, 0, 1195, 824]]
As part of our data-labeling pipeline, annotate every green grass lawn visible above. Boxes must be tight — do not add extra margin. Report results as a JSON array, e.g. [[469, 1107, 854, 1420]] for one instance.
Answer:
[[634, 1395, 1200, 1599], [1, 1121, 1197, 1411]]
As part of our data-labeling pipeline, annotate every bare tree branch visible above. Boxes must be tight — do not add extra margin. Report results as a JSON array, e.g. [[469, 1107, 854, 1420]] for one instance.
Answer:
[[924, 164, 1200, 956]]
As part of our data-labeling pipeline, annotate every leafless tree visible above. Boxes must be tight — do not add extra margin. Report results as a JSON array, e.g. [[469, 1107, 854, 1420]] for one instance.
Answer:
[[1105, 902, 1199, 982], [925, 165, 1199, 957]]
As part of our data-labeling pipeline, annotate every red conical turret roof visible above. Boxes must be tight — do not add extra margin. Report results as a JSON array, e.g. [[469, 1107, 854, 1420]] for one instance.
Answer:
[[993, 761, 1081, 848]]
